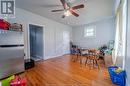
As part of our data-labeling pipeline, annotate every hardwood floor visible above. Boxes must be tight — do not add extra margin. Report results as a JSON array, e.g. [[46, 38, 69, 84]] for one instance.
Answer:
[[21, 55, 116, 86]]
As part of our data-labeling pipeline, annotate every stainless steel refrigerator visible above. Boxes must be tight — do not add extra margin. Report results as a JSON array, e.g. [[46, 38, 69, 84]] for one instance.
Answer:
[[0, 29, 24, 79]]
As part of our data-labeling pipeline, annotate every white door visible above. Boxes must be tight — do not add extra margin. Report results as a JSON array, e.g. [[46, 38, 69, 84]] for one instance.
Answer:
[[63, 31, 70, 54]]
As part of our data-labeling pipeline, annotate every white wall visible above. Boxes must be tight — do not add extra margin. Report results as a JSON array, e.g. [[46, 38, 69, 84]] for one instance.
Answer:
[[72, 18, 115, 49], [9, 8, 72, 60]]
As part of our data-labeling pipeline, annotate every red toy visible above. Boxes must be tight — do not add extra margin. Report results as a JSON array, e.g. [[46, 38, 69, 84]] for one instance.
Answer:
[[0, 19, 10, 30], [10, 76, 27, 86]]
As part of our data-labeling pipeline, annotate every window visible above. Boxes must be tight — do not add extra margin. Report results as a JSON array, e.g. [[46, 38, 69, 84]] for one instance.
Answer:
[[84, 26, 96, 37]]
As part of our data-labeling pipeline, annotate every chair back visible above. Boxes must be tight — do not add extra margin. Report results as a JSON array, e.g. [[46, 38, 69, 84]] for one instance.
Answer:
[[88, 49, 99, 59]]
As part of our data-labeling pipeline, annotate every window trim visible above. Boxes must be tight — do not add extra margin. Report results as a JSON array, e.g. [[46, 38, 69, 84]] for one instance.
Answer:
[[84, 26, 96, 38]]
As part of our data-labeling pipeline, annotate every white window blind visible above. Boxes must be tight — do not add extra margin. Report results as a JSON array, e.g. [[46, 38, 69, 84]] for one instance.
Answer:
[[84, 26, 96, 37]]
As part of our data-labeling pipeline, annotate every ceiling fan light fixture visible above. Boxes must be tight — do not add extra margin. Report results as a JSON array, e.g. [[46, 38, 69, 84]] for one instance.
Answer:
[[64, 10, 71, 16]]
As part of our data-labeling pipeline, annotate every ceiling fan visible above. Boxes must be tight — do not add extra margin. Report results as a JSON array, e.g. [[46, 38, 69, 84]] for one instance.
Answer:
[[51, 0, 84, 18]]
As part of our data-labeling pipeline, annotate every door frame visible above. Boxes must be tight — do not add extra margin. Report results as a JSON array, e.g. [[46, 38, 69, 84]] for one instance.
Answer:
[[28, 23, 44, 60]]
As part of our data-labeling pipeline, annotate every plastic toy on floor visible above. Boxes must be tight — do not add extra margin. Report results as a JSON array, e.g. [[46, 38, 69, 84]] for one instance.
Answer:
[[0, 75, 27, 86], [108, 66, 126, 86], [1, 75, 15, 86], [10, 76, 27, 86]]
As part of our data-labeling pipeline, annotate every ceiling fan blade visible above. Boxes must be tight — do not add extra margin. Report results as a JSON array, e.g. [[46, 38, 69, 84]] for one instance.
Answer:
[[69, 10, 79, 17], [40, 5, 62, 8], [51, 9, 64, 12], [60, 0, 67, 9], [62, 15, 65, 18], [72, 4, 84, 10]]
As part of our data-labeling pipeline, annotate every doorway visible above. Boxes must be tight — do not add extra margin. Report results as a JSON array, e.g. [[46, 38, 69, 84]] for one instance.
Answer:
[[29, 24, 44, 61]]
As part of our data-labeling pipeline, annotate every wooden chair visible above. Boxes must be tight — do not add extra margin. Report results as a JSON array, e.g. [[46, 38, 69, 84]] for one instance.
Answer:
[[80, 49, 89, 64], [85, 49, 100, 69], [71, 48, 83, 64], [77, 48, 90, 64]]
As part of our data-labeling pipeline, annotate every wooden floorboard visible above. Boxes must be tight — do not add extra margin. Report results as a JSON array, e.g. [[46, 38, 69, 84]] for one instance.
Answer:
[[21, 55, 116, 86]]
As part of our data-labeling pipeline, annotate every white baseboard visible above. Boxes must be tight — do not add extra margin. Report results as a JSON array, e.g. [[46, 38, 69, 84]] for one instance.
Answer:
[[44, 54, 64, 60]]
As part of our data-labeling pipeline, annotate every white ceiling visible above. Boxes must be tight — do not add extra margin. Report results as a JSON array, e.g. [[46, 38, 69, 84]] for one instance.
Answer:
[[16, 0, 114, 26]]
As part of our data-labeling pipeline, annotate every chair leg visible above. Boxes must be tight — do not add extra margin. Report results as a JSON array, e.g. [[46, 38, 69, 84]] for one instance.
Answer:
[[85, 57, 88, 66], [95, 60, 99, 69], [80, 56, 82, 64], [93, 59, 95, 68], [76, 53, 79, 61], [71, 55, 75, 62], [76, 54, 78, 61]]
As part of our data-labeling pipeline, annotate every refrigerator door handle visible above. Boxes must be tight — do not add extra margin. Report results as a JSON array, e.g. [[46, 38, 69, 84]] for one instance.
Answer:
[[0, 45, 24, 48]]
